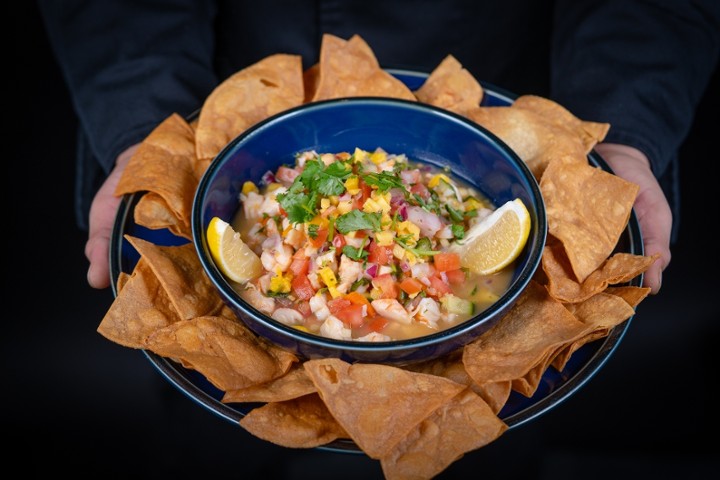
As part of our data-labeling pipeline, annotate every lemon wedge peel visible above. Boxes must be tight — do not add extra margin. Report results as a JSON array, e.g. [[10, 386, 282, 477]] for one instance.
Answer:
[[206, 216, 263, 283], [452, 198, 532, 276]]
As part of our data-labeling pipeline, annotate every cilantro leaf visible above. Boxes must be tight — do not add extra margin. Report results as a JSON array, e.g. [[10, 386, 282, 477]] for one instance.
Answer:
[[361, 171, 404, 192], [335, 210, 382, 234]]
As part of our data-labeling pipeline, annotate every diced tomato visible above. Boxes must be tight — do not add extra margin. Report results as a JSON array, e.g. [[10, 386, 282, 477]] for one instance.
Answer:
[[335, 303, 365, 328], [367, 315, 388, 333], [368, 240, 394, 265], [428, 275, 452, 296], [308, 227, 328, 248], [296, 300, 312, 317], [398, 277, 424, 295], [345, 291, 375, 316], [327, 297, 352, 316], [372, 273, 399, 299], [445, 268, 466, 285], [332, 234, 346, 250], [288, 257, 310, 277], [291, 274, 315, 301], [359, 179, 373, 202], [434, 252, 461, 272], [410, 183, 430, 199]]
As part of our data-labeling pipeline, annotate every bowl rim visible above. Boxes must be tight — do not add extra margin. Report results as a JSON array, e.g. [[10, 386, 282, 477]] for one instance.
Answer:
[[190, 95, 548, 353]]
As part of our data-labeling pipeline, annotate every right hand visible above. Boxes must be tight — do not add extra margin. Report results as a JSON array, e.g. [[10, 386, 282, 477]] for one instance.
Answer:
[[85, 144, 139, 289]]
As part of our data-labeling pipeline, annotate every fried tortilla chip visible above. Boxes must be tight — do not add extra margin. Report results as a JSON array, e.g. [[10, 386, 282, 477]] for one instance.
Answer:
[[222, 364, 317, 404], [463, 280, 587, 385], [133, 192, 192, 240], [605, 285, 652, 308], [115, 113, 198, 231], [98, 258, 181, 348], [466, 105, 589, 179], [405, 350, 511, 414], [512, 95, 609, 154], [195, 53, 304, 165], [125, 235, 224, 319], [239, 394, 349, 448], [145, 315, 298, 391], [552, 292, 638, 371], [304, 358, 465, 459], [540, 159, 640, 282], [414, 54, 484, 115], [380, 389, 508, 480], [310, 34, 416, 102], [543, 242, 658, 303]]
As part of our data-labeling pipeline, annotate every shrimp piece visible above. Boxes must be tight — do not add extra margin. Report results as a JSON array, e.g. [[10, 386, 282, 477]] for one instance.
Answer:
[[271, 308, 304, 326], [337, 255, 364, 294], [284, 225, 306, 249], [371, 299, 412, 324], [319, 315, 352, 340], [409, 297, 441, 329], [260, 235, 294, 272], [242, 285, 275, 315], [241, 191, 265, 220], [309, 292, 331, 321], [315, 250, 338, 272], [356, 331, 391, 342], [257, 187, 286, 218]]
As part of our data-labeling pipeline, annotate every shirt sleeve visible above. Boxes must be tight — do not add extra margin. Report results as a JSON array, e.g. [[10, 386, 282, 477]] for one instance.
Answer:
[[550, 0, 720, 177], [38, 0, 219, 173]]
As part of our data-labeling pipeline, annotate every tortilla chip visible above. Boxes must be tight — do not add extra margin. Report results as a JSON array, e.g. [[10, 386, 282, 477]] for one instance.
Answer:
[[115, 113, 198, 230], [125, 235, 224, 320], [145, 315, 298, 391], [239, 394, 350, 448], [605, 285, 652, 308], [466, 105, 589, 180], [540, 159, 640, 282], [304, 358, 465, 459], [462, 280, 587, 385], [302, 63, 320, 103], [543, 241, 658, 303], [414, 55, 484, 115], [405, 350, 511, 414], [133, 192, 192, 240], [512, 95, 609, 153], [380, 390, 508, 479], [310, 34, 416, 102], [195, 53, 304, 163], [222, 364, 317, 404], [98, 258, 181, 348], [552, 292, 637, 371]]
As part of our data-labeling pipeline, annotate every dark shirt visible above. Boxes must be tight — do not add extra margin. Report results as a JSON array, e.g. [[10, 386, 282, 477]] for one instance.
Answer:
[[38, 0, 720, 236]]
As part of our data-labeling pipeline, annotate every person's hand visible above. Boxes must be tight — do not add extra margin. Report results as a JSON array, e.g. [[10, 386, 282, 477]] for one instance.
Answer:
[[594, 143, 672, 295], [85, 144, 140, 289]]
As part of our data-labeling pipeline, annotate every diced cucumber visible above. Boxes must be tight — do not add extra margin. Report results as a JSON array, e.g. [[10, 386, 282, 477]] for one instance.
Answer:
[[441, 295, 475, 315]]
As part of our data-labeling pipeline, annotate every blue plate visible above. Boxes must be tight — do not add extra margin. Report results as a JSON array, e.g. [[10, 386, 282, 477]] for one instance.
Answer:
[[110, 70, 643, 454]]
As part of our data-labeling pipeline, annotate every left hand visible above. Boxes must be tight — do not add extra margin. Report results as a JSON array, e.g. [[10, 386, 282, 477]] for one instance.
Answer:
[[594, 143, 672, 294]]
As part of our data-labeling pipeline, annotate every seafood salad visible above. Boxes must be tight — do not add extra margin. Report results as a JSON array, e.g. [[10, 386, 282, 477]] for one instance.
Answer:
[[231, 147, 513, 341]]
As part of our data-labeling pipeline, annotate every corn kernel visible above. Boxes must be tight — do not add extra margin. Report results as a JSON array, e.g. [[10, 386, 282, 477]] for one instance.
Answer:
[[319, 267, 337, 288], [375, 230, 394, 246], [353, 147, 369, 162], [337, 200, 353, 214], [428, 173, 451, 188], [242, 181, 258, 195], [370, 150, 387, 165], [344, 175, 360, 195]]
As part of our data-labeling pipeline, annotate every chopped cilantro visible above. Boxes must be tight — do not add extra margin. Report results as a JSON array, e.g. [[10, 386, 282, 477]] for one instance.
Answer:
[[335, 210, 382, 234], [342, 244, 368, 261], [361, 171, 405, 192], [451, 224, 465, 239], [445, 204, 464, 223], [307, 223, 319, 239]]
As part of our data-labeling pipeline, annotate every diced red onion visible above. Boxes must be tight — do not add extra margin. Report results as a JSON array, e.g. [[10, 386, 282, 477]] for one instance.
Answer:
[[261, 170, 276, 185]]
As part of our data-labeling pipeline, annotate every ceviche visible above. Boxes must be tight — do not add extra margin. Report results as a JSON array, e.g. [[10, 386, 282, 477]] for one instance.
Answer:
[[230, 147, 515, 341]]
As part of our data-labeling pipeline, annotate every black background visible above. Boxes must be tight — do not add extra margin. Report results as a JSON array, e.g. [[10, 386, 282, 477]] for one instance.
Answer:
[[8, 3, 719, 478]]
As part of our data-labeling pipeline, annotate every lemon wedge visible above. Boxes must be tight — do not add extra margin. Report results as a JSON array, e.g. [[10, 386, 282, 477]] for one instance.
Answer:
[[451, 198, 531, 276], [206, 216, 263, 283]]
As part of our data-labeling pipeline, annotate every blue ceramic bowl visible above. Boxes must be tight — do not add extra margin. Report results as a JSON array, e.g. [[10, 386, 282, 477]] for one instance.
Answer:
[[192, 97, 547, 365]]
